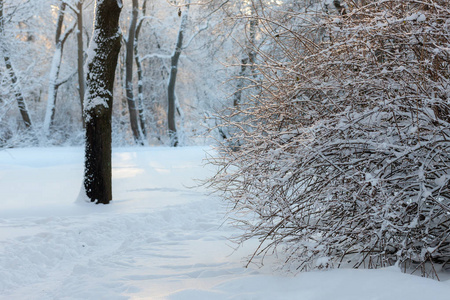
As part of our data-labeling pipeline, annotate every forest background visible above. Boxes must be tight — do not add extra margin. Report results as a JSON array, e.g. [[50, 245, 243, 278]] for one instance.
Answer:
[[0, 0, 257, 147]]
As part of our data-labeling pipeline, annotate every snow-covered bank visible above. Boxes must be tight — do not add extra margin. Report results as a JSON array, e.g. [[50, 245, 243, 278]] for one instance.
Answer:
[[0, 147, 449, 299]]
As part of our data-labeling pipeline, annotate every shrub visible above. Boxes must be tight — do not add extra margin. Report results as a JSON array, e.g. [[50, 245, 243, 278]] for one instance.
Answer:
[[209, 0, 450, 275]]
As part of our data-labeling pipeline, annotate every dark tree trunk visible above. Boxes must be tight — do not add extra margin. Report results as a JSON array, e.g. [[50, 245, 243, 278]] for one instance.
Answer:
[[233, 4, 257, 107], [134, 0, 147, 138], [3, 56, 33, 128], [233, 58, 248, 107], [76, 0, 86, 128], [167, 4, 189, 147], [83, 0, 122, 204], [125, 0, 144, 145]]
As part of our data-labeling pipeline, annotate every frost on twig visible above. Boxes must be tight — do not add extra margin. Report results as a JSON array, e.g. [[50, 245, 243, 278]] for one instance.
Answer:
[[208, 0, 450, 276]]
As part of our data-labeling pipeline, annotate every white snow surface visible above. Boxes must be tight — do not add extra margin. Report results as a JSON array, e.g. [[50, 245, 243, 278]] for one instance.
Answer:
[[1, 146, 450, 299]]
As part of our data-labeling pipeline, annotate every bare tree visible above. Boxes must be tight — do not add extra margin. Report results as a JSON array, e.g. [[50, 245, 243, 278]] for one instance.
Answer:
[[43, 1, 76, 135], [75, 0, 86, 128], [124, 0, 145, 145], [134, 0, 148, 139], [233, 2, 257, 107], [167, 1, 190, 147], [0, 0, 32, 129], [83, 0, 122, 204]]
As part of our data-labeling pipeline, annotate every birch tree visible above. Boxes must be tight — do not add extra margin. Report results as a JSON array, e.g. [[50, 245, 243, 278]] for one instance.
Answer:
[[83, 0, 122, 204]]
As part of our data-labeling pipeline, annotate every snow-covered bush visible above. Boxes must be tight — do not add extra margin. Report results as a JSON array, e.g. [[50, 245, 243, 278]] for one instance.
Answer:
[[209, 0, 450, 275]]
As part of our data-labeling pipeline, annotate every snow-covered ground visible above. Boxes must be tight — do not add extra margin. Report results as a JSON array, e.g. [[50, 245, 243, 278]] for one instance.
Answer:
[[1, 146, 450, 299]]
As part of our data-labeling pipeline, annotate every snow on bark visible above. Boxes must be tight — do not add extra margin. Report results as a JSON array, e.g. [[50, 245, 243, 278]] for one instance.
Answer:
[[167, 2, 190, 147], [83, 0, 122, 204], [76, 0, 86, 128], [43, 46, 62, 134], [0, 0, 33, 129], [43, 3, 76, 136], [84, 0, 121, 204], [83, 29, 113, 122], [134, 0, 148, 141], [124, 0, 145, 145]]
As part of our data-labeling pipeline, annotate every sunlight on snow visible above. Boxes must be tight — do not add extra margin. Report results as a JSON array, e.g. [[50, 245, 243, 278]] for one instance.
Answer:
[[148, 161, 171, 174], [112, 167, 145, 179], [113, 151, 170, 178], [113, 152, 145, 179]]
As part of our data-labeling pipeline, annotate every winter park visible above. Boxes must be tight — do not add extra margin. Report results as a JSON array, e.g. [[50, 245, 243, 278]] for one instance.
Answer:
[[1, 0, 450, 299]]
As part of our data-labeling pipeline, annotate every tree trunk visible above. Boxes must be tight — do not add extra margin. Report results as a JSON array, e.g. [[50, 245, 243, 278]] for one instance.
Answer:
[[167, 3, 189, 147], [233, 3, 257, 107], [134, 0, 147, 138], [76, 0, 86, 128], [44, 2, 75, 135], [83, 0, 122, 204], [0, 0, 33, 128], [125, 0, 145, 145], [248, 4, 257, 77], [233, 57, 248, 107]]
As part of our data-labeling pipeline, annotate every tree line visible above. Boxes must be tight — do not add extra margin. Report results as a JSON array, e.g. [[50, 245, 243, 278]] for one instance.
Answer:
[[0, 0, 251, 147]]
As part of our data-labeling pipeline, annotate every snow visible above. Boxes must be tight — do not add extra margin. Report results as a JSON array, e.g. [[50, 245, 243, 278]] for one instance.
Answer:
[[405, 13, 426, 22], [1, 146, 450, 299]]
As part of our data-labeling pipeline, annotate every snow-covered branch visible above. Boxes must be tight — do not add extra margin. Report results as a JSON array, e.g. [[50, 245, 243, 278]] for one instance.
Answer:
[[140, 53, 171, 61], [207, 0, 450, 276], [182, 21, 208, 50]]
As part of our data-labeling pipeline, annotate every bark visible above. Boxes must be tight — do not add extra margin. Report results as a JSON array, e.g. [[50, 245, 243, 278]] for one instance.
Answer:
[[134, 0, 147, 138], [125, 0, 145, 144], [83, 0, 122, 204], [76, 0, 86, 128], [167, 3, 189, 147], [333, 0, 347, 15], [44, 2, 75, 134], [233, 4, 257, 107], [3, 56, 33, 128], [55, 2, 66, 43], [248, 5, 257, 76], [233, 58, 248, 107], [0, 0, 33, 128]]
